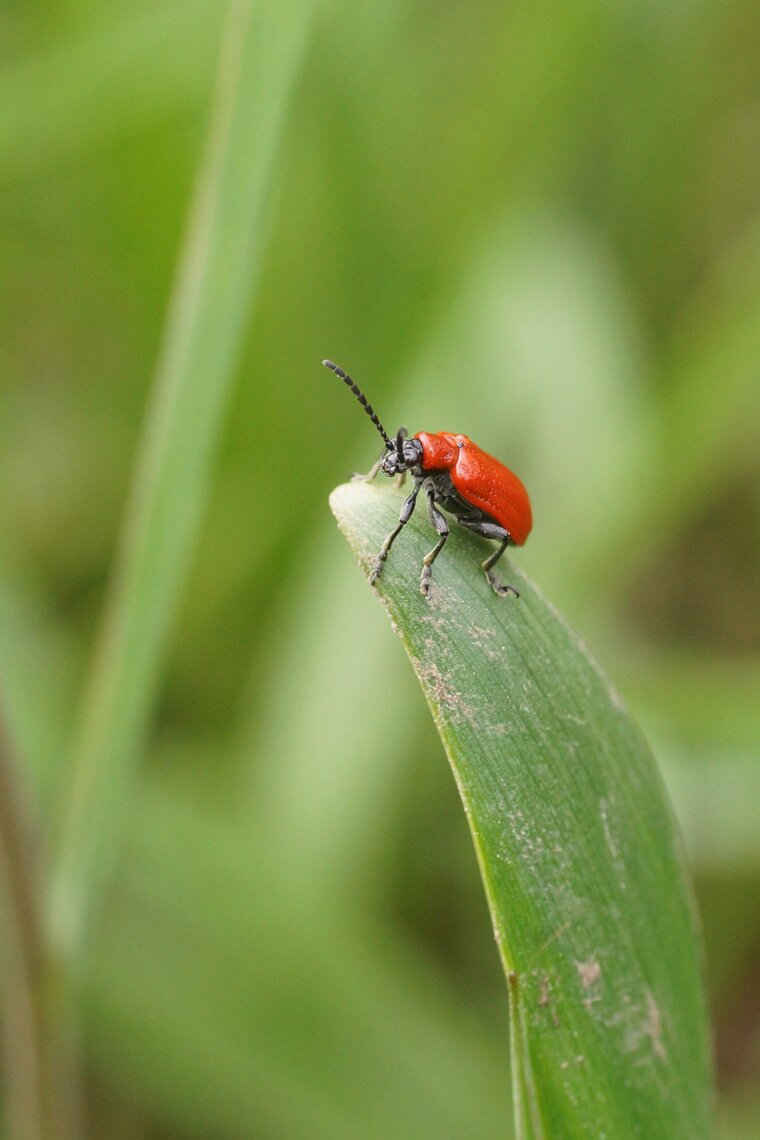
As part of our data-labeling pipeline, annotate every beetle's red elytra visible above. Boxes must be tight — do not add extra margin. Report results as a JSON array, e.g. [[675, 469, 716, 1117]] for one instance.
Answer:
[[414, 431, 532, 546], [323, 360, 532, 599]]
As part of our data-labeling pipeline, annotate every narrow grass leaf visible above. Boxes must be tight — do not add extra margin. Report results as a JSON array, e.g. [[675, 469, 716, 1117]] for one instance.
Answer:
[[331, 480, 712, 1140], [50, 0, 315, 957]]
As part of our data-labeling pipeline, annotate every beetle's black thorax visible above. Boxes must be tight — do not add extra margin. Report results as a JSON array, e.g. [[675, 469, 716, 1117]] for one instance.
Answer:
[[418, 469, 487, 524], [421, 468, 454, 499]]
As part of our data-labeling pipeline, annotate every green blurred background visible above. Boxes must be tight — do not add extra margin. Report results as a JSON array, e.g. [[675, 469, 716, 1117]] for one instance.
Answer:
[[2, 1, 760, 1136]]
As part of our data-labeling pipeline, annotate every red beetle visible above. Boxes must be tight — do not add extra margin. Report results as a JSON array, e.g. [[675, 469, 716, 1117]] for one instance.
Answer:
[[324, 360, 532, 598]]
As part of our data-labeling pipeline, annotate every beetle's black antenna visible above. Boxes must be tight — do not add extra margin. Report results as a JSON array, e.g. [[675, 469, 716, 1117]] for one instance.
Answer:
[[322, 359, 392, 450]]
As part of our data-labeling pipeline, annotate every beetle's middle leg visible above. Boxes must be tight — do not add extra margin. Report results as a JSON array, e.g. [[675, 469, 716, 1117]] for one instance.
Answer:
[[420, 487, 449, 598], [458, 517, 519, 597]]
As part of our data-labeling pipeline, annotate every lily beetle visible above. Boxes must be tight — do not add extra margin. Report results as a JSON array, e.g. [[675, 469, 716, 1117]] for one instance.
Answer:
[[324, 359, 532, 599]]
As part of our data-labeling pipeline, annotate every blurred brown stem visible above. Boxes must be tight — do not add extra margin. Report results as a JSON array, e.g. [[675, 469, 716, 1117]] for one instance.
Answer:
[[0, 709, 74, 1140]]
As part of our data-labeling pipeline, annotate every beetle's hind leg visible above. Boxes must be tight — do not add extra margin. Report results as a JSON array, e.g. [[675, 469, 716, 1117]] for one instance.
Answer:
[[483, 536, 519, 598], [458, 518, 519, 598]]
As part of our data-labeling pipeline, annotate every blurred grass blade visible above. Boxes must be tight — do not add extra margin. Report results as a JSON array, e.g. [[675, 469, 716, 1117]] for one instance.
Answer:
[[50, 0, 314, 957], [330, 480, 712, 1139]]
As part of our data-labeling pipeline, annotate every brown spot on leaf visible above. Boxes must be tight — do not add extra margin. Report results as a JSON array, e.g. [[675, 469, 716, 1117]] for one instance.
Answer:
[[576, 958, 601, 990], [415, 659, 478, 726], [644, 988, 667, 1060]]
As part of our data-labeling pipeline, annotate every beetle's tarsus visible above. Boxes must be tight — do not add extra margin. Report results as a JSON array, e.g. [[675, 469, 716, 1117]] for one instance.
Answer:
[[486, 571, 519, 598]]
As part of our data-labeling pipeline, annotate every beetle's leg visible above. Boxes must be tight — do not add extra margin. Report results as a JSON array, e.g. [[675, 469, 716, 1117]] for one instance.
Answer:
[[370, 480, 422, 584], [457, 518, 519, 597], [351, 446, 387, 482], [483, 536, 518, 597], [420, 487, 449, 598], [353, 427, 408, 484]]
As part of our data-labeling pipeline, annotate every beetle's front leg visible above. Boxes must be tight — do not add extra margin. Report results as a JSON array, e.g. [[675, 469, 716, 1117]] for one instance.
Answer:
[[370, 480, 422, 584], [352, 427, 409, 484], [351, 446, 387, 482]]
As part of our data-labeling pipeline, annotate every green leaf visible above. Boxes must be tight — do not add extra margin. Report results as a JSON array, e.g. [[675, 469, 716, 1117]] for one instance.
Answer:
[[330, 480, 712, 1140]]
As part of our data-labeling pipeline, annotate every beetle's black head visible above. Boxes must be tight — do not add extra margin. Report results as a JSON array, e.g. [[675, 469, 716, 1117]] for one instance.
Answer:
[[380, 430, 423, 477]]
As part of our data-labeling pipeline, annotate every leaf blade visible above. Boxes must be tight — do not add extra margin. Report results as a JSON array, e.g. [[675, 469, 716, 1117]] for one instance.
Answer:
[[49, 0, 315, 957], [330, 479, 712, 1139]]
